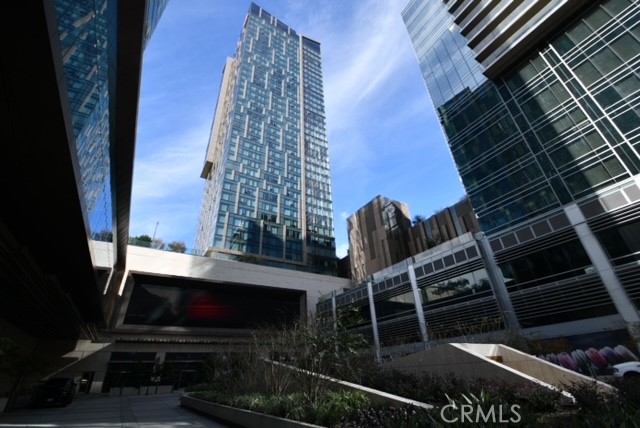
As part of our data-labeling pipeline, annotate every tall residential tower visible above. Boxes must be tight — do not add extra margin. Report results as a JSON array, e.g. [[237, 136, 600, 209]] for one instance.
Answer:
[[195, 3, 336, 275], [403, 0, 640, 343]]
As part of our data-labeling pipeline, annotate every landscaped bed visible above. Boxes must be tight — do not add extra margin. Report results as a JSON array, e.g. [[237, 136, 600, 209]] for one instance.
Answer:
[[180, 313, 640, 427], [185, 373, 640, 428]]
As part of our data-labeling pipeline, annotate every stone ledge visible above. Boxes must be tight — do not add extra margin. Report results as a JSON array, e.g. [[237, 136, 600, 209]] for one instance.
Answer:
[[180, 394, 324, 428]]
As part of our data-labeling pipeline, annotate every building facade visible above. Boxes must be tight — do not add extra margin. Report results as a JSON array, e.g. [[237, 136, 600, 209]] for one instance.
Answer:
[[54, 0, 168, 247], [318, 231, 512, 361], [348, 196, 414, 284], [408, 196, 481, 255], [1, 0, 170, 400], [347, 195, 481, 284], [195, 3, 337, 275], [401, 0, 640, 344], [1, 0, 168, 340]]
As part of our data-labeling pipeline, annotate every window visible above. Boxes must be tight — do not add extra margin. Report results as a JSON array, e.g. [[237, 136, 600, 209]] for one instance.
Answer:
[[499, 240, 591, 290], [597, 220, 640, 264]]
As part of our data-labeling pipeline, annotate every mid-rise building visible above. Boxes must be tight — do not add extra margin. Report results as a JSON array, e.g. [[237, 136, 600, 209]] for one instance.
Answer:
[[348, 196, 413, 284], [318, 231, 506, 360], [409, 196, 481, 254], [348, 195, 481, 284], [402, 0, 640, 345], [195, 3, 337, 275]]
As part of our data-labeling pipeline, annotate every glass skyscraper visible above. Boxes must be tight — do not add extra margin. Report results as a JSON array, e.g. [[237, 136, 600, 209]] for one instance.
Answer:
[[54, 0, 169, 241], [195, 3, 337, 275], [403, 0, 640, 343]]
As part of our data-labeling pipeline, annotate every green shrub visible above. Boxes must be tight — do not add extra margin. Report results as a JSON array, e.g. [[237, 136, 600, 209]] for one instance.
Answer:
[[192, 389, 374, 426], [185, 383, 213, 392], [190, 390, 223, 403], [573, 407, 640, 428], [314, 390, 370, 426], [337, 405, 434, 428]]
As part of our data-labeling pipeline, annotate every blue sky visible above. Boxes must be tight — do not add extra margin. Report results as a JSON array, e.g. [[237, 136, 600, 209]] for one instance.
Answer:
[[130, 0, 466, 258]]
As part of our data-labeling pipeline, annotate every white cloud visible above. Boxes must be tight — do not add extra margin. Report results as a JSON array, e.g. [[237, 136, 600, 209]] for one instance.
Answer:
[[130, 115, 211, 247], [132, 125, 208, 200], [320, 1, 416, 129], [336, 242, 349, 259]]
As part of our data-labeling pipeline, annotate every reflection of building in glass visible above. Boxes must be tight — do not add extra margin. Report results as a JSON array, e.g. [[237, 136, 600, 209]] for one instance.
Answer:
[[2, 0, 170, 342], [402, 0, 640, 344], [54, 0, 168, 238], [195, 3, 337, 275]]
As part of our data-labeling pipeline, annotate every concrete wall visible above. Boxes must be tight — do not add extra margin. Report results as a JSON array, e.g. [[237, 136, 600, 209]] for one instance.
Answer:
[[490, 344, 612, 391], [265, 359, 432, 409], [181, 395, 325, 428], [92, 242, 351, 317], [44, 243, 353, 395], [385, 343, 528, 385], [384, 343, 613, 395]]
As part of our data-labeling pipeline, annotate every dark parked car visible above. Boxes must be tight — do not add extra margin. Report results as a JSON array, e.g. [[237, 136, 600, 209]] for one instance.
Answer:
[[31, 377, 77, 407]]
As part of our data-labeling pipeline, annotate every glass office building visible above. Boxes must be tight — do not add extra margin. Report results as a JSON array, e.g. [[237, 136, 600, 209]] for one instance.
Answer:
[[402, 0, 640, 341], [195, 3, 337, 274], [54, 0, 168, 241]]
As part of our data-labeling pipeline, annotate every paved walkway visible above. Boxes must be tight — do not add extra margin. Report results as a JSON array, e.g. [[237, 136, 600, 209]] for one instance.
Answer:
[[0, 393, 231, 428]]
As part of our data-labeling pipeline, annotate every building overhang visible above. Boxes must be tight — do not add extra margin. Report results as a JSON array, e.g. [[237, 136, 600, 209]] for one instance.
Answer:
[[0, 0, 151, 339], [109, 0, 149, 272], [445, 0, 593, 79], [0, 1, 104, 336]]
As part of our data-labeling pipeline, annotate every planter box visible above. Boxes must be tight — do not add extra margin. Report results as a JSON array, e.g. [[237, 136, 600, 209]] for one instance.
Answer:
[[157, 385, 173, 394], [181, 394, 324, 428], [121, 387, 139, 396]]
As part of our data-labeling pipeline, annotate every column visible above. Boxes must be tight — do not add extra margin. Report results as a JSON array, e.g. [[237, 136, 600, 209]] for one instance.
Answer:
[[366, 280, 381, 363], [475, 232, 520, 330], [331, 290, 337, 324], [564, 203, 640, 343], [407, 264, 429, 344]]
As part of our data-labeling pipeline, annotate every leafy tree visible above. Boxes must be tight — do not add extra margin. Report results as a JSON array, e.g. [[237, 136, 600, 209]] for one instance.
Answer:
[[412, 214, 427, 226], [260, 307, 369, 406], [130, 234, 152, 247], [168, 241, 187, 253]]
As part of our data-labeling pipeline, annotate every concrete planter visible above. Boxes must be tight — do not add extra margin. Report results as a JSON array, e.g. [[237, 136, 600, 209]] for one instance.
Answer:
[[121, 387, 139, 396], [156, 385, 173, 394], [180, 394, 324, 428]]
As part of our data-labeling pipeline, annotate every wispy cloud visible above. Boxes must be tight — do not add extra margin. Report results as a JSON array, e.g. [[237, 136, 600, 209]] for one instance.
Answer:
[[130, 124, 207, 246], [320, 1, 416, 129], [132, 0, 463, 253], [132, 128, 206, 200]]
